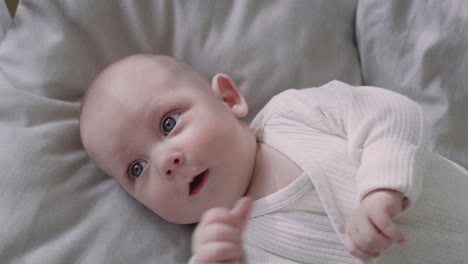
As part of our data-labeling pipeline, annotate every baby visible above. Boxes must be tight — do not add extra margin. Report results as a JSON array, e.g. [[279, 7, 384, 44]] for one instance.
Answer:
[[80, 54, 468, 264]]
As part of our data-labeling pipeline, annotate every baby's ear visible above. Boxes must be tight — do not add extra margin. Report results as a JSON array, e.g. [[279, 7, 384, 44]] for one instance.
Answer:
[[211, 74, 248, 118]]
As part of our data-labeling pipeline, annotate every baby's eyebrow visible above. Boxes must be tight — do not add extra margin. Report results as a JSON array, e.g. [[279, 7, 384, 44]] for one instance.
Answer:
[[109, 149, 133, 184], [143, 96, 166, 123]]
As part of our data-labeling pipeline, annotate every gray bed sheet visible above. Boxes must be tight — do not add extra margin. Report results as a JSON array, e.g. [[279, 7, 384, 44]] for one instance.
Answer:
[[0, 1, 359, 263]]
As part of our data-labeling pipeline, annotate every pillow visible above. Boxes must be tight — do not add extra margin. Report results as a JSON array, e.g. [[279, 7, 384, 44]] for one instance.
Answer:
[[0, 0, 11, 40], [356, 0, 468, 168], [0, 0, 361, 263]]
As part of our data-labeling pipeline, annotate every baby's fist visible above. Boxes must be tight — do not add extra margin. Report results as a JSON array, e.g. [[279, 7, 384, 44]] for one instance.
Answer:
[[192, 197, 252, 264], [344, 190, 406, 261]]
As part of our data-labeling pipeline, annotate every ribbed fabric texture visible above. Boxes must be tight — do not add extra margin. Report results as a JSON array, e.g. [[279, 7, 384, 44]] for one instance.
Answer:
[[244, 174, 360, 264], [241, 81, 468, 263]]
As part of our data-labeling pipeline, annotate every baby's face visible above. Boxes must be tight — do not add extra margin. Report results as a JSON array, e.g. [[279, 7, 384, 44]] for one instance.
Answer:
[[80, 56, 256, 224]]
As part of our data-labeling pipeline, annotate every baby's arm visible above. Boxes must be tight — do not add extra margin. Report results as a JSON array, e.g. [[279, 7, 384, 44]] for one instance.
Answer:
[[335, 84, 424, 260], [344, 189, 406, 260], [190, 197, 252, 264], [284, 81, 426, 260], [281, 81, 426, 207]]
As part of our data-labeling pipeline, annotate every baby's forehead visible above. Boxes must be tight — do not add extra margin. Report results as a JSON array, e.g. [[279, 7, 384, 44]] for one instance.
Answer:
[[91, 55, 208, 97], [82, 55, 212, 122], [103, 55, 193, 82], [80, 97, 139, 177]]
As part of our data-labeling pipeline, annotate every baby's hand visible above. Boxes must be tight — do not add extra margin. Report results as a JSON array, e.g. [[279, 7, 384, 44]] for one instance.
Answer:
[[344, 190, 406, 261], [192, 197, 252, 264]]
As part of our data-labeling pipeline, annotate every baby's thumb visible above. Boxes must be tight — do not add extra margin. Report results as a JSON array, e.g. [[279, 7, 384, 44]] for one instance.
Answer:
[[230, 197, 253, 230]]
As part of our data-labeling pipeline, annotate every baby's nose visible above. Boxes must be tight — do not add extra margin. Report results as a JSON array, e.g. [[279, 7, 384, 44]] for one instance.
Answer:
[[162, 152, 184, 177]]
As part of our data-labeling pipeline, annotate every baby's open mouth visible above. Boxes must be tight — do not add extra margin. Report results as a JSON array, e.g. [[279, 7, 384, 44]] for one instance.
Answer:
[[189, 169, 208, 195]]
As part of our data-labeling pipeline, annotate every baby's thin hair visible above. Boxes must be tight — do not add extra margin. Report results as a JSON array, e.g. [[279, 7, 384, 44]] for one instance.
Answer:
[[79, 54, 209, 122]]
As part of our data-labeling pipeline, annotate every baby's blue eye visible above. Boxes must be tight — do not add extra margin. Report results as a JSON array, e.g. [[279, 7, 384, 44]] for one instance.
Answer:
[[129, 160, 147, 178], [162, 113, 180, 135]]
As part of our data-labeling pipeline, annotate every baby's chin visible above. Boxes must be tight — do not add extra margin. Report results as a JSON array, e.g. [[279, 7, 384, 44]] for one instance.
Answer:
[[159, 202, 233, 225], [152, 205, 203, 225], [161, 212, 201, 225]]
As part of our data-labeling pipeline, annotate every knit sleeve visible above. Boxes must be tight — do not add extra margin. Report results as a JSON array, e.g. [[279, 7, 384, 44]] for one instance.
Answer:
[[294, 80, 426, 209]]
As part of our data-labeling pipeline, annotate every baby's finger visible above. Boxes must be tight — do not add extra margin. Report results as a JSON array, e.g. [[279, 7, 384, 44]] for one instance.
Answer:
[[347, 219, 390, 254], [196, 241, 242, 263], [344, 235, 380, 261], [198, 207, 234, 227], [196, 223, 241, 244], [230, 197, 253, 230], [370, 212, 405, 245]]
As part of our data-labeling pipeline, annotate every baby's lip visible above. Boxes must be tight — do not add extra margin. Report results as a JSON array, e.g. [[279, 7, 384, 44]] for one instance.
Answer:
[[188, 169, 209, 196]]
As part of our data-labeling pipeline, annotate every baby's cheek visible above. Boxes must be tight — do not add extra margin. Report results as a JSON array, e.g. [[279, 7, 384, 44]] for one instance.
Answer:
[[135, 183, 167, 213], [190, 124, 226, 155], [144, 193, 176, 220]]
